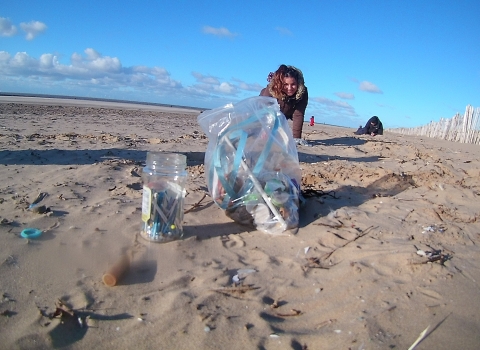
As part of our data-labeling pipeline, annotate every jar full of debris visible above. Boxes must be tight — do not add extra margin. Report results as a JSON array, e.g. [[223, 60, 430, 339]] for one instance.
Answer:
[[140, 152, 187, 242]]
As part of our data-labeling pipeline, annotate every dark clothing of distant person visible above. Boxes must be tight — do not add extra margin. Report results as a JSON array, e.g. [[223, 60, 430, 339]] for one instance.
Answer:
[[260, 66, 308, 139], [355, 116, 384, 136]]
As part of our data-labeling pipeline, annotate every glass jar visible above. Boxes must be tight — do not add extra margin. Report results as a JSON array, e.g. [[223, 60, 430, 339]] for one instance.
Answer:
[[140, 152, 187, 242]]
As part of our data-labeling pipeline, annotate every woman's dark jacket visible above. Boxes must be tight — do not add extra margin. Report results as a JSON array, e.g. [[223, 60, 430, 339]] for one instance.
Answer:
[[259, 68, 308, 139], [356, 116, 384, 135]]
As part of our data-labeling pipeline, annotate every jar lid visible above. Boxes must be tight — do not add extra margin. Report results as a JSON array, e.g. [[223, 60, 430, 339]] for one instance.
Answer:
[[146, 152, 186, 167]]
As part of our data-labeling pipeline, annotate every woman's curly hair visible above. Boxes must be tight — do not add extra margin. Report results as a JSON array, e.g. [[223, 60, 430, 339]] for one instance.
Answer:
[[267, 64, 305, 101]]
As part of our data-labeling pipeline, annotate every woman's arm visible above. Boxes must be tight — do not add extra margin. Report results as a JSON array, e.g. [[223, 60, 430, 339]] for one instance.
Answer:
[[291, 89, 308, 139]]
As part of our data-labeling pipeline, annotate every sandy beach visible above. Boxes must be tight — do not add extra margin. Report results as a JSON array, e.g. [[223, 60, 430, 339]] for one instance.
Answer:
[[0, 98, 479, 349]]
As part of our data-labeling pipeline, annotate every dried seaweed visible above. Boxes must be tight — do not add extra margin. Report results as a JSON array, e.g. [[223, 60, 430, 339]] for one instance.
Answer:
[[212, 284, 260, 297], [302, 188, 339, 199], [302, 257, 333, 271], [275, 309, 302, 317], [184, 193, 208, 214]]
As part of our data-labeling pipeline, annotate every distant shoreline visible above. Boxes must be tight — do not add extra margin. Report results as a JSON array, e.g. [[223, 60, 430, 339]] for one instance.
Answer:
[[0, 92, 354, 129], [0, 92, 207, 114]]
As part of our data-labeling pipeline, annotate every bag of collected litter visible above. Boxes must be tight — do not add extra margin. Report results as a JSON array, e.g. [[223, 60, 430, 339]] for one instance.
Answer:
[[197, 96, 302, 235]]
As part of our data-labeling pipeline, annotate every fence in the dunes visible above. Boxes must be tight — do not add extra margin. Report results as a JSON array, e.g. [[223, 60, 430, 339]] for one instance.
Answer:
[[387, 105, 480, 145]]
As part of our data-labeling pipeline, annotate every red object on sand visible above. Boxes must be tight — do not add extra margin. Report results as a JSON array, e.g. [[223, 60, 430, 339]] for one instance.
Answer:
[[309, 116, 314, 126]]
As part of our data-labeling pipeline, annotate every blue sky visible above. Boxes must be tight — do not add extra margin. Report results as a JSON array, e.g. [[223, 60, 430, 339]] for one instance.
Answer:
[[1, 0, 479, 128]]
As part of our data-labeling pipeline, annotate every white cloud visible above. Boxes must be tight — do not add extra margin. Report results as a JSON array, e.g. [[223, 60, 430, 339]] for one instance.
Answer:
[[335, 92, 354, 100], [39, 53, 56, 68], [0, 17, 17, 37], [308, 96, 363, 127], [0, 51, 11, 63], [84, 48, 101, 60], [312, 96, 357, 116], [238, 81, 263, 91], [191, 73, 255, 95], [192, 71, 220, 84], [20, 20, 47, 40], [275, 27, 292, 36], [0, 48, 259, 106], [217, 82, 235, 94], [308, 96, 359, 127], [0, 49, 182, 93], [359, 81, 383, 93], [202, 26, 237, 38], [190, 81, 238, 96], [11, 52, 37, 67], [231, 77, 263, 91], [314, 97, 352, 109], [73, 49, 122, 72]]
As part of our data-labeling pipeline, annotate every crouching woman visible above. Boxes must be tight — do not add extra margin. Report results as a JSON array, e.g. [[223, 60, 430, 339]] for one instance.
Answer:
[[260, 64, 309, 145], [355, 116, 384, 136]]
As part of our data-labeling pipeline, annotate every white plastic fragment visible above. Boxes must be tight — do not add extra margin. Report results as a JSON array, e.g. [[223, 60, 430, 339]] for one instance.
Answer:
[[416, 250, 426, 257], [232, 275, 240, 283], [304, 246, 310, 255], [422, 226, 435, 233]]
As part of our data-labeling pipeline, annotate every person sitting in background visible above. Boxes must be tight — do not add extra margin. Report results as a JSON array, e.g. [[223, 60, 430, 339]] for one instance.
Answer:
[[310, 116, 315, 126], [355, 116, 384, 136], [260, 64, 310, 146]]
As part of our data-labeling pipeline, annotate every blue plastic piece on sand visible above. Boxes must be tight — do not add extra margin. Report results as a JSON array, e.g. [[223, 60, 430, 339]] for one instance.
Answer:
[[20, 228, 43, 239]]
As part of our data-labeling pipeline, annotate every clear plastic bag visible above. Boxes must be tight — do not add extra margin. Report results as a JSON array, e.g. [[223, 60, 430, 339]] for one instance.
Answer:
[[198, 96, 302, 234]]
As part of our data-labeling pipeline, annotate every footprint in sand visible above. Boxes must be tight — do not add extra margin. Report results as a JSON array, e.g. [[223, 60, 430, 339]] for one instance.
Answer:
[[221, 234, 246, 248]]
